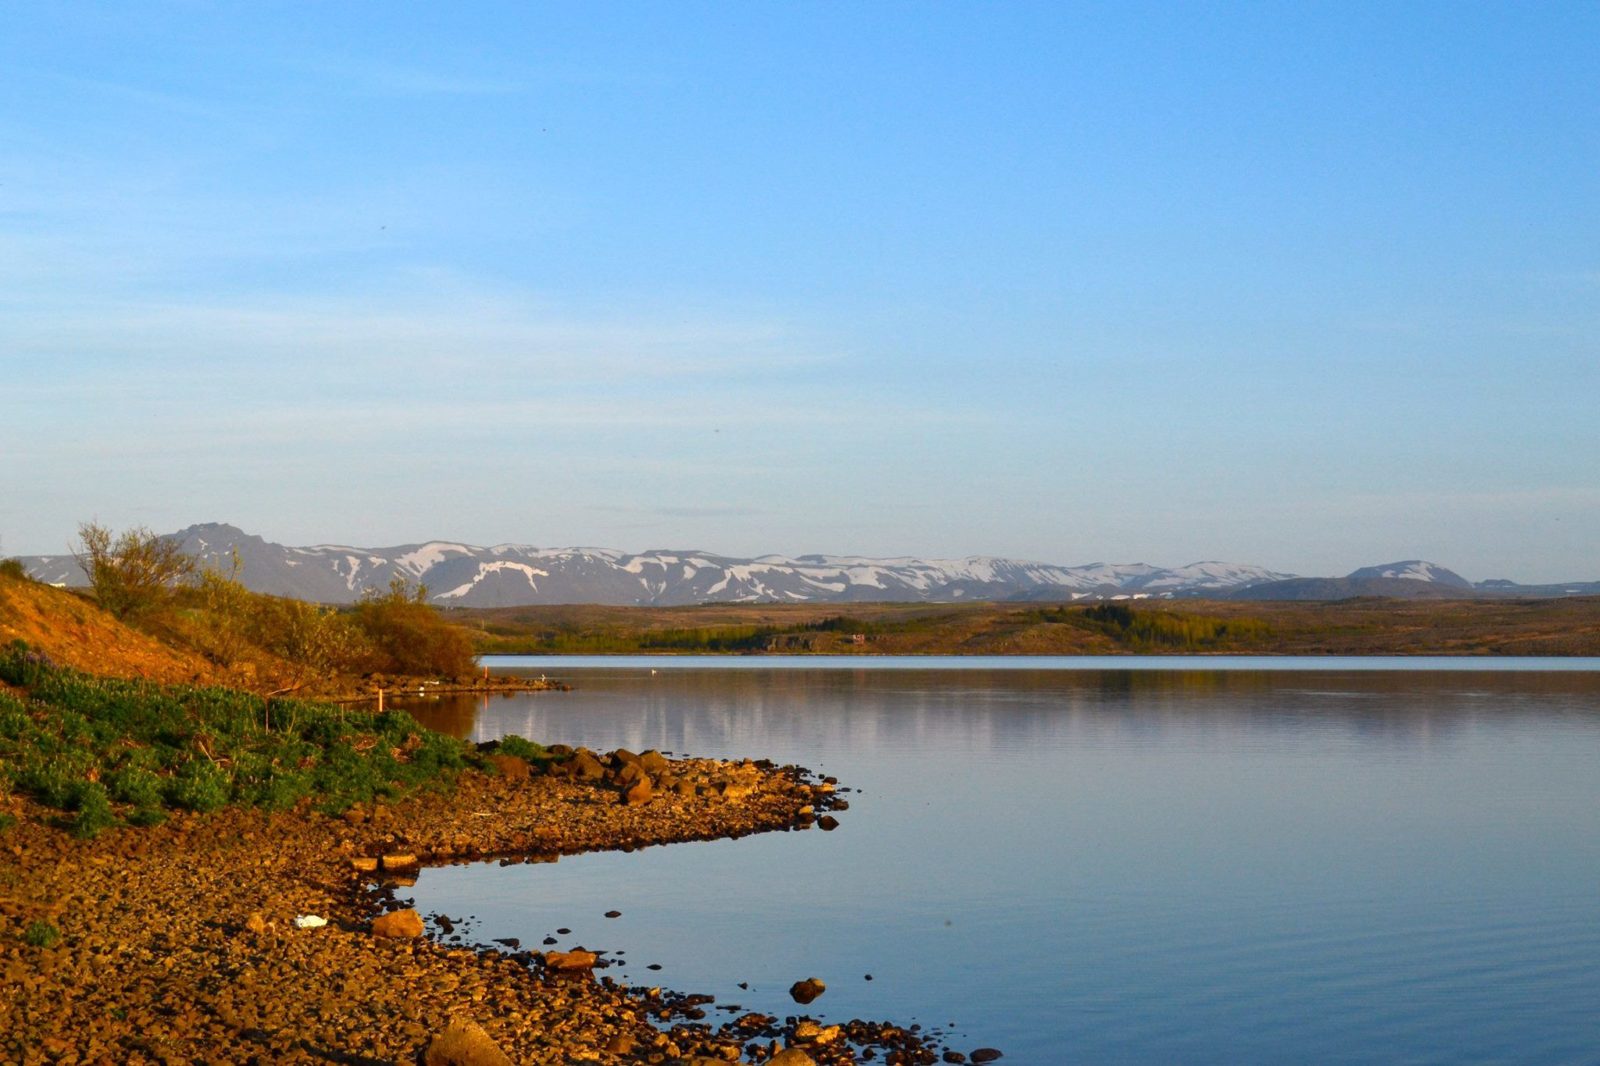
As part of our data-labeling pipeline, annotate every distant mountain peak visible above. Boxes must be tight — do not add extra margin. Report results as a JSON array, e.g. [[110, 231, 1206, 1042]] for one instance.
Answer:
[[1346, 560, 1472, 588]]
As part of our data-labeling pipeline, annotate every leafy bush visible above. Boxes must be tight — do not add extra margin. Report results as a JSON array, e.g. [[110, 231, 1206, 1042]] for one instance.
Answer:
[[106, 765, 165, 809], [1081, 603, 1272, 648], [0, 558, 30, 581], [18, 753, 95, 809], [68, 781, 116, 839], [496, 734, 548, 761], [166, 759, 233, 813], [0, 641, 56, 687], [350, 578, 475, 677], [74, 522, 196, 621]]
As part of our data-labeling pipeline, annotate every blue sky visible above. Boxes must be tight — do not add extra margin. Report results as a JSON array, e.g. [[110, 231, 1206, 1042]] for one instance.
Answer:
[[2, 3, 1595, 581]]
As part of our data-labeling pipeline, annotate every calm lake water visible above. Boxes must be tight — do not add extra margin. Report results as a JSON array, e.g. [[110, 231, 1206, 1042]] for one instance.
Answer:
[[399, 657, 1600, 1064]]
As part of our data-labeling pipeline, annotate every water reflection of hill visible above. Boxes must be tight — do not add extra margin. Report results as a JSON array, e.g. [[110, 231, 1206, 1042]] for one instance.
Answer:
[[395, 667, 1600, 763]]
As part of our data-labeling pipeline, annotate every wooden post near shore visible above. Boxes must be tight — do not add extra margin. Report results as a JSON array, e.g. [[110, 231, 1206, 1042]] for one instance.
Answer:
[[377, 687, 384, 713]]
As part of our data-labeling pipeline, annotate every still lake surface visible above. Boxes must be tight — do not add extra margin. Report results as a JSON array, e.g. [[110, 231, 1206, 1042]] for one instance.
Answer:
[[400, 657, 1600, 1064]]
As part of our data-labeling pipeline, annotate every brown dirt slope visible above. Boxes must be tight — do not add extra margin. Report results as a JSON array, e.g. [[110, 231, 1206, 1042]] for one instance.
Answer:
[[0, 576, 220, 686]]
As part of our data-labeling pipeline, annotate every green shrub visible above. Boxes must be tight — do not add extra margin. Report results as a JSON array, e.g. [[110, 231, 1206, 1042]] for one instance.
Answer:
[[497, 735, 548, 761], [68, 781, 116, 838], [166, 759, 232, 812], [0, 641, 56, 687], [19, 753, 95, 809], [23, 920, 60, 948], [0, 558, 30, 581], [106, 765, 164, 809], [350, 578, 475, 677], [1081, 603, 1272, 649], [126, 806, 166, 827], [74, 522, 196, 621], [0, 691, 31, 740]]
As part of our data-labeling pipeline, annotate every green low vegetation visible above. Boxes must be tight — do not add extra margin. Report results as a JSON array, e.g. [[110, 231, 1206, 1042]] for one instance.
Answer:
[[0, 640, 479, 836], [23, 920, 60, 949], [473, 611, 960, 655], [1072, 603, 1272, 649]]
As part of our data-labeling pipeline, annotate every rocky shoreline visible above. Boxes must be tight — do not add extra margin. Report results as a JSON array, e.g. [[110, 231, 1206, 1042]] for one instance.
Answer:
[[0, 749, 953, 1065]]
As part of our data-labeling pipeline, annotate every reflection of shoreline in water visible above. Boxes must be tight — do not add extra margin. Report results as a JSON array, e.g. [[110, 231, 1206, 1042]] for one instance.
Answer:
[[392, 667, 1600, 758], [398, 666, 1600, 1066]]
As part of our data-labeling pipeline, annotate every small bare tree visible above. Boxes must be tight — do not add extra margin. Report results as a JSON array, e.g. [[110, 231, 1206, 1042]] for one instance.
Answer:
[[74, 522, 196, 620]]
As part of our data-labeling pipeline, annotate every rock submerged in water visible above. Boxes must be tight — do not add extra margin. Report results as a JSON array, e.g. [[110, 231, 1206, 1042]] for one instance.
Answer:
[[788, 977, 826, 1004], [422, 1016, 514, 1066], [970, 1048, 1004, 1062], [544, 949, 598, 971]]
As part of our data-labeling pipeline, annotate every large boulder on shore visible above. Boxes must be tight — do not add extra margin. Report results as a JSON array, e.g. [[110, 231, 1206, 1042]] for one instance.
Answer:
[[570, 750, 607, 780], [485, 753, 531, 780], [623, 775, 654, 805], [370, 908, 424, 939]]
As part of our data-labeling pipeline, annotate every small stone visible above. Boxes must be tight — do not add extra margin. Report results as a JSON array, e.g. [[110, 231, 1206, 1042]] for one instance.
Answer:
[[349, 856, 379, 873], [380, 852, 417, 871], [970, 1050, 1003, 1063], [793, 1021, 841, 1044], [423, 1016, 514, 1066], [788, 977, 826, 1004], [243, 913, 266, 935], [604, 910, 622, 918], [817, 816, 839, 831], [623, 777, 653, 805], [371, 908, 424, 939]]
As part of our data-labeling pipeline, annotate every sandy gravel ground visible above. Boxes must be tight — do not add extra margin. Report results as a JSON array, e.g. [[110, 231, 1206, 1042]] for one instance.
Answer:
[[0, 756, 935, 1066]]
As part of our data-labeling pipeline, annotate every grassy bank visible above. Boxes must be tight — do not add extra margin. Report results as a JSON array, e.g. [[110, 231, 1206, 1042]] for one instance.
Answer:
[[0, 641, 551, 837]]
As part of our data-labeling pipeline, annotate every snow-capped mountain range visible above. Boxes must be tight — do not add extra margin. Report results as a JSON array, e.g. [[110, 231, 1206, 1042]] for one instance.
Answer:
[[16, 525, 1595, 606]]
